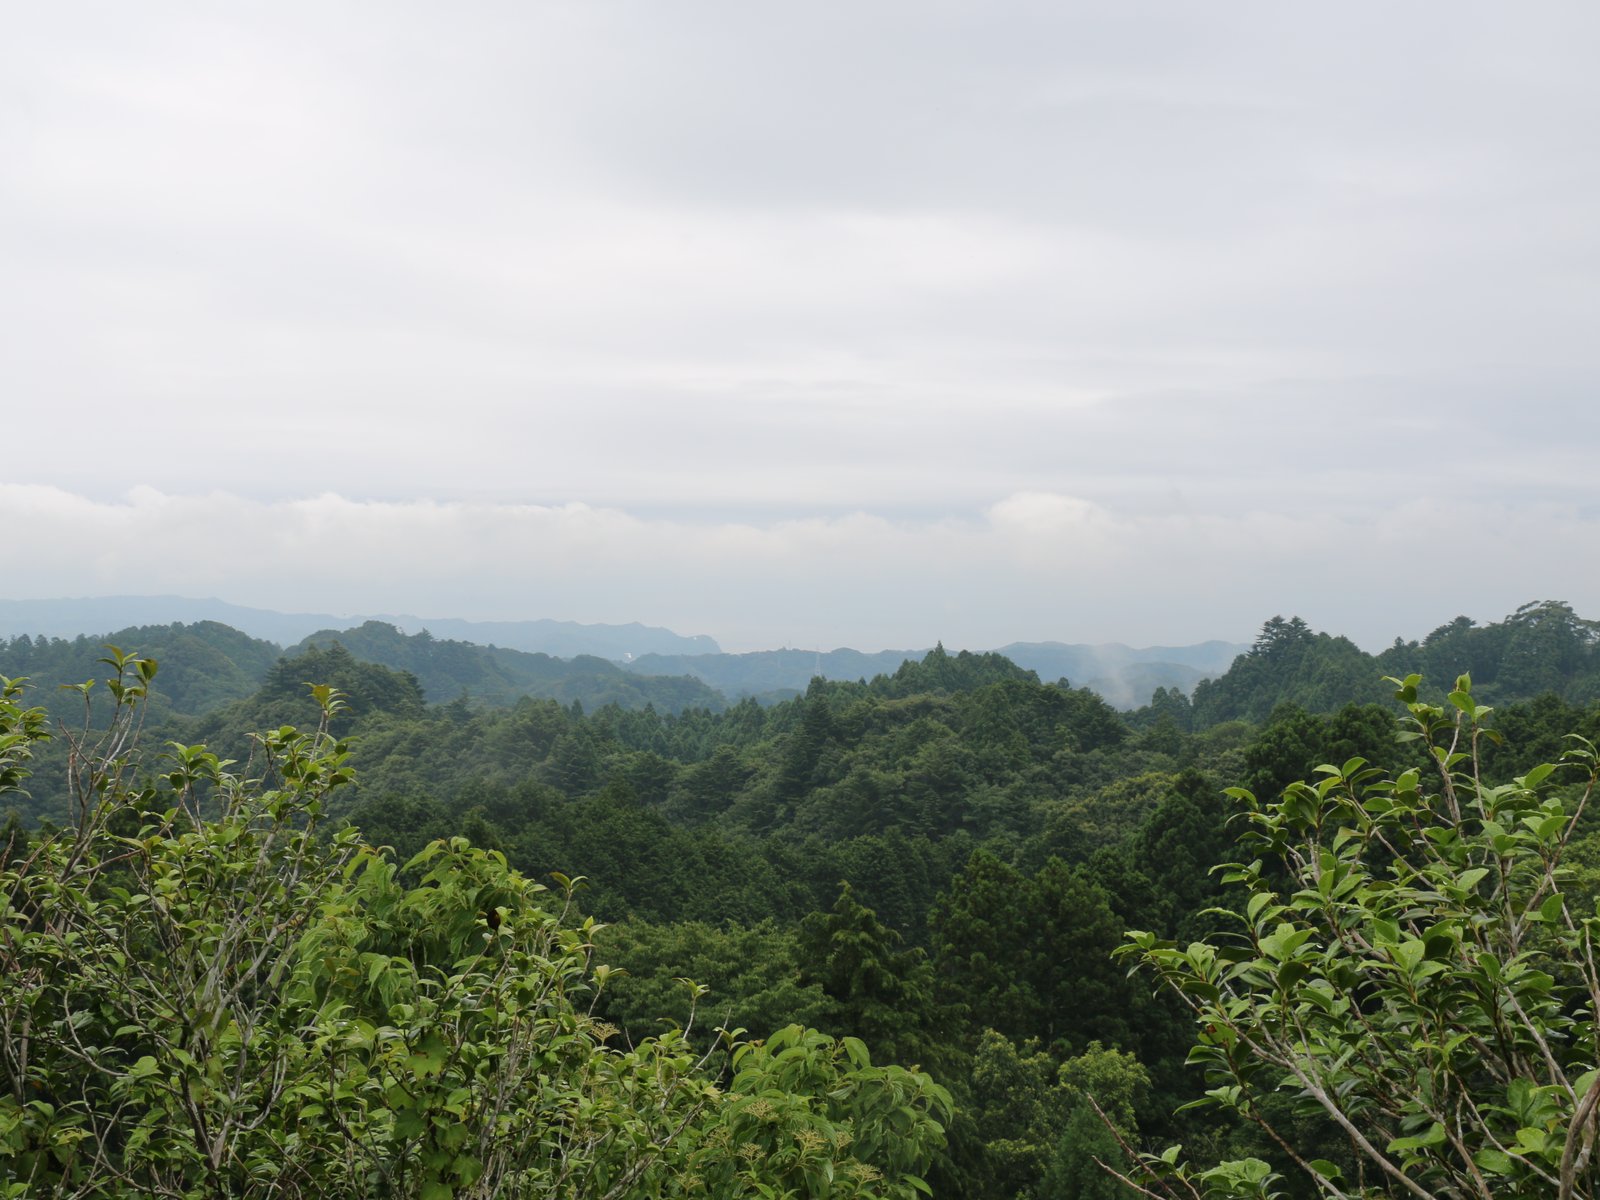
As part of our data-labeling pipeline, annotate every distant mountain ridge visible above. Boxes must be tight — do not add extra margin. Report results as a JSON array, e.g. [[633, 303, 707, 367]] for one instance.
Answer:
[[4, 597, 1595, 723], [0, 596, 1249, 710], [0, 596, 719, 660]]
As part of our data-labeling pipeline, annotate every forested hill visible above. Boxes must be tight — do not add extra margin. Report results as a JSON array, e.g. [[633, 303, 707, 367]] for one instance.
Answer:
[[0, 620, 283, 720], [0, 620, 725, 720], [1176, 599, 1600, 727], [291, 620, 724, 712]]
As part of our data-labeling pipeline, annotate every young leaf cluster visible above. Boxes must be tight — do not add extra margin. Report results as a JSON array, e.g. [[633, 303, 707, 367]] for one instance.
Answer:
[[1120, 675, 1600, 1200]]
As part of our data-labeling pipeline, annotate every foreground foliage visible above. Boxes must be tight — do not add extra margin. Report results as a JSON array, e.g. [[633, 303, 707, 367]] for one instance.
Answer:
[[0, 663, 949, 1198], [8, 612, 1600, 1199], [1122, 675, 1600, 1199]]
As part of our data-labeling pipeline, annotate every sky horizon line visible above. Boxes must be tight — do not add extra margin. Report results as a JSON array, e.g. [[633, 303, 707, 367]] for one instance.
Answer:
[[3, 482, 1582, 657]]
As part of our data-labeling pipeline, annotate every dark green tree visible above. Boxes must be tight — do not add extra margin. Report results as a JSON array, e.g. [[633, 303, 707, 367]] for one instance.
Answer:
[[798, 883, 944, 1070]]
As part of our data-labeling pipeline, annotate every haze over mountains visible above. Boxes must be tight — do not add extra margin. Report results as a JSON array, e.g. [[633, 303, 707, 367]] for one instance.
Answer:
[[0, 595, 1245, 710], [624, 641, 1241, 708]]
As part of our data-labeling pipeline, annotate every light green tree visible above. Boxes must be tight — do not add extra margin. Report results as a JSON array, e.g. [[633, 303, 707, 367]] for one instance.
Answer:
[[1039, 1042, 1151, 1200], [1119, 674, 1600, 1200]]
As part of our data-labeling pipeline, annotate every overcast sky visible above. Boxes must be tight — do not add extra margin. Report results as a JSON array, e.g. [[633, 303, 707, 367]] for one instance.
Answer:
[[3, 2, 1598, 651]]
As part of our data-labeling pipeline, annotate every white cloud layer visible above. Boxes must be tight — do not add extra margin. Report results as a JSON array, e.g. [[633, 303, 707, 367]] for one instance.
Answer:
[[3, 485, 1594, 653]]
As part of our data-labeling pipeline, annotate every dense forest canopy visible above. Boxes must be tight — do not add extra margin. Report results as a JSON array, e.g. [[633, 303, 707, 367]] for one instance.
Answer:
[[4, 600, 1600, 1197]]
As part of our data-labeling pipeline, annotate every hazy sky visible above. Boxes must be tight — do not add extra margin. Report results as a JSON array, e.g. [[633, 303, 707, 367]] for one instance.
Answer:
[[4, 3, 1598, 651]]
